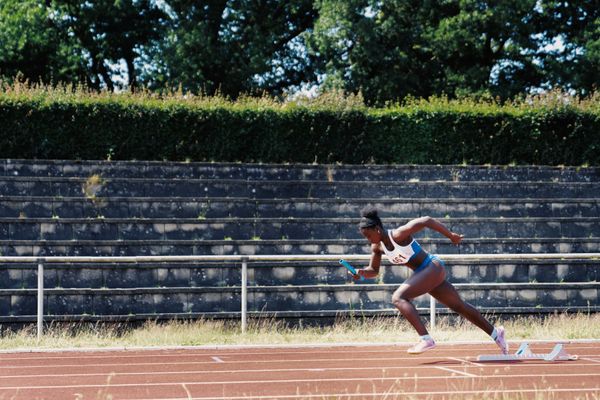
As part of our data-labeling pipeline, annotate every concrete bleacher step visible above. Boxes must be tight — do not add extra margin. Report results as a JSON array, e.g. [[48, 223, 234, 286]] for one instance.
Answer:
[[1, 159, 598, 322], [1, 237, 598, 257], [1, 196, 598, 219], [2, 159, 599, 182], [1, 282, 598, 320], [2, 176, 600, 198], [1, 217, 598, 241], [1, 259, 596, 290]]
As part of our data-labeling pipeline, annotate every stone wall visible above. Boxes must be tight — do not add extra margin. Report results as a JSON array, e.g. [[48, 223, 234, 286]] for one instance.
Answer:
[[0, 159, 598, 322]]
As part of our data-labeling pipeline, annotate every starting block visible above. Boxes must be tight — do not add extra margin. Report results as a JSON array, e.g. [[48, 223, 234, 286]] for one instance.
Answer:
[[477, 342, 578, 362]]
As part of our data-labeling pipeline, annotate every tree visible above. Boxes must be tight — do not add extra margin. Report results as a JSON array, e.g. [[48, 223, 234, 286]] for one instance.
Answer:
[[307, 0, 546, 104], [141, 0, 318, 97], [52, 0, 166, 91], [0, 0, 86, 84], [537, 0, 600, 95], [306, 0, 447, 103], [2, 0, 597, 99], [429, 0, 544, 99]]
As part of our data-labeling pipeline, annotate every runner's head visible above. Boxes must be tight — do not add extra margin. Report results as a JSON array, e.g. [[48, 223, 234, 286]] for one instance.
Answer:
[[359, 207, 384, 243]]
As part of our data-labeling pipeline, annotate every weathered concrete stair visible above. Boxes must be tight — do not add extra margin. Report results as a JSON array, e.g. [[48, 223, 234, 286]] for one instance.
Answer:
[[0, 159, 598, 322], [1, 197, 598, 219]]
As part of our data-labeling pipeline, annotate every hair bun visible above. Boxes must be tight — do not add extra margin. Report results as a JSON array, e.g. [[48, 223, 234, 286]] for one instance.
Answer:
[[359, 206, 383, 229], [361, 207, 379, 219]]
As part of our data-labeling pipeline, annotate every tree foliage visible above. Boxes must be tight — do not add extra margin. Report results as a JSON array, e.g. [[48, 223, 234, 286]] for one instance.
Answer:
[[141, 0, 317, 97], [0, 0, 84, 84], [0, 0, 598, 103], [51, 0, 166, 91], [307, 0, 550, 104], [537, 0, 600, 95]]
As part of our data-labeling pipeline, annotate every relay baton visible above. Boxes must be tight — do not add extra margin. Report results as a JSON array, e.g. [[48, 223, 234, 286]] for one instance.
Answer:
[[339, 259, 365, 281]]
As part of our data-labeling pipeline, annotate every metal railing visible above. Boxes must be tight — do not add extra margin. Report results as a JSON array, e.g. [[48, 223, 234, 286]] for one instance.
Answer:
[[1, 253, 599, 341]]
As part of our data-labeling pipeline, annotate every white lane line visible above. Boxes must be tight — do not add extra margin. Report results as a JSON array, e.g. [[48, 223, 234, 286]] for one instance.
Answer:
[[0, 345, 596, 361], [0, 356, 486, 370], [0, 338, 597, 355], [0, 372, 599, 390], [435, 366, 478, 378], [581, 358, 600, 364], [0, 359, 597, 375], [132, 387, 600, 400], [0, 363, 595, 380], [211, 357, 224, 363], [447, 357, 484, 367]]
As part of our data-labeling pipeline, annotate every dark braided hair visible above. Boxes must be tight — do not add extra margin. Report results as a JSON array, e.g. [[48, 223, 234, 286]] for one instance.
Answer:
[[359, 207, 383, 229]]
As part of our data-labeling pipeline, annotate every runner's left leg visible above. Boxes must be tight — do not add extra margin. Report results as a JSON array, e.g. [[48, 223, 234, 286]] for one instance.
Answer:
[[429, 280, 494, 335]]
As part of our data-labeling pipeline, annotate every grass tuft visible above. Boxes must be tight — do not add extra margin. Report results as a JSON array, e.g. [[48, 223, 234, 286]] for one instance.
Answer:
[[0, 313, 598, 351]]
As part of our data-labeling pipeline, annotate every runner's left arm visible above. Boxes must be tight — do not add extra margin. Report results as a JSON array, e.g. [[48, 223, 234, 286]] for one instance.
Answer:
[[396, 216, 463, 244]]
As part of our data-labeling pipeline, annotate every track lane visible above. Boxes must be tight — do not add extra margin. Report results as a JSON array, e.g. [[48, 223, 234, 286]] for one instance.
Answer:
[[0, 343, 597, 399]]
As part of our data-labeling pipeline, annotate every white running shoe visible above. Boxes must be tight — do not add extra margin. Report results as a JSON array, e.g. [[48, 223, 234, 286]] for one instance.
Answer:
[[494, 326, 509, 355], [407, 338, 436, 354]]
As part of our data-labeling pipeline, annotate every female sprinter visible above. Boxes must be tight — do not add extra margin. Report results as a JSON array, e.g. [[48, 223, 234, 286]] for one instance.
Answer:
[[351, 207, 508, 355]]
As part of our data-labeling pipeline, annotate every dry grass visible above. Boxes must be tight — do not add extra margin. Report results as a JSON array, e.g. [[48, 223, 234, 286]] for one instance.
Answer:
[[0, 313, 598, 351]]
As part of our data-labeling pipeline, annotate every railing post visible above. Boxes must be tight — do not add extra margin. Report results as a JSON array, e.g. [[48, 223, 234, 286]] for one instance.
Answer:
[[37, 261, 44, 342], [241, 257, 248, 334], [429, 294, 436, 331]]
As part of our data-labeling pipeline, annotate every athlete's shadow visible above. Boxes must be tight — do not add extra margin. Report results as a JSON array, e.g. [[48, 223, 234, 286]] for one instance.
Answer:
[[420, 360, 467, 366]]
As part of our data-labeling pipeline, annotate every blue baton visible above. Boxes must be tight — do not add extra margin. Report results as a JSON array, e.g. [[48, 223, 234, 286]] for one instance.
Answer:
[[339, 259, 365, 281]]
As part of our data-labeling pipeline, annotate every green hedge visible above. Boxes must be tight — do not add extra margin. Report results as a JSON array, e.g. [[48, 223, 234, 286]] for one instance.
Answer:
[[0, 91, 598, 165]]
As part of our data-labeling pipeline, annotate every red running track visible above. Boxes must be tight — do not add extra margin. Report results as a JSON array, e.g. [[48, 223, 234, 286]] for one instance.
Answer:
[[0, 341, 598, 399]]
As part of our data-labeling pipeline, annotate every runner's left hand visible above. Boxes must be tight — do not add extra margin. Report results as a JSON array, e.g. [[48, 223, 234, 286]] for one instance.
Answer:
[[450, 232, 463, 245]]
